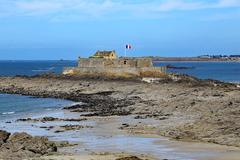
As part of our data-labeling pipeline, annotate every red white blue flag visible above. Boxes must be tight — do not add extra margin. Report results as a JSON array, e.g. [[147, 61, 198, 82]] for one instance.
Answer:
[[126, 44, 132, 49]]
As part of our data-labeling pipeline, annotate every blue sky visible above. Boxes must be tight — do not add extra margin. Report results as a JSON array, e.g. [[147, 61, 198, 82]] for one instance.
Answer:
[[0, 0, 240, 60]]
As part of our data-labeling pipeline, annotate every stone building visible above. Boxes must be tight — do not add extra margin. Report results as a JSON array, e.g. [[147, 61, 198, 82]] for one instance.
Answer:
[[63, 51, 166, 78], [90, 50, 117, 59]]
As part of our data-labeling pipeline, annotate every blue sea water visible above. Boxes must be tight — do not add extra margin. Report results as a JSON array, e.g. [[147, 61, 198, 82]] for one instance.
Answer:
[[0, 60, 76, 120], [154, 61, 240, 83], [0, 94, 73, 120], [0, 60, 77, 76]]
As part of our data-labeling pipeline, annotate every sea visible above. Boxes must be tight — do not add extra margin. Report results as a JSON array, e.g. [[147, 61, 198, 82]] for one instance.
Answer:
[[154, 61, 240, 83], [0, 60, 76, 120], [0, 60, 239, 121]]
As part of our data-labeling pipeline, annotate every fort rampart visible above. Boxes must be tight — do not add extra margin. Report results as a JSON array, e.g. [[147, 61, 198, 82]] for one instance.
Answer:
[[63, 58, 166, 78]]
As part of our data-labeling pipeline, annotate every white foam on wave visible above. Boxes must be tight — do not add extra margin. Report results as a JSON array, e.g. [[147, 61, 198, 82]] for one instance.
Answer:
[[32, 67, 55, 72], [32, 69, 49, 72], [65, 102, 83, 107], [2, 111, 15, 115]]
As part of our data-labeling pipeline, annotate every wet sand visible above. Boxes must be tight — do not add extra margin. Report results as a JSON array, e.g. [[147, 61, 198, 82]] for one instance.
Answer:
[[1, 108, 240, 160]]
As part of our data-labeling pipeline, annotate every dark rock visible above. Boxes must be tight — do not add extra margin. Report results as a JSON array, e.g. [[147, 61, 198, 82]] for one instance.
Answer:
[[17, 118, 33, 122], [40, 126, 54, 130], [63, 104, 83, 110], [166, 65, 194, 70], [54, 130, 64, 133], [0, 130, 10, 146], [42, 117, 59, 122], [17, 117, 87, 123], [134, 115, 146, 119], [119, 123, 130, 130], [55, 125, 93, 132], [116, 156, 143, 160], [159, 117, 168, 120], [54, 141, 76, 148]]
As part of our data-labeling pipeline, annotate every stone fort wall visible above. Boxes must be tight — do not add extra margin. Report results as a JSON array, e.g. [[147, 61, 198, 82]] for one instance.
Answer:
[[63, 58, 166, 78], [63, 66, 166, 78], [78, 58, 153, 68]]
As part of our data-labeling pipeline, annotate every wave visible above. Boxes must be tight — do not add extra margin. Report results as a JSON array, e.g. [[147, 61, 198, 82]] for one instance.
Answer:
[[32, 69, 49, 72], [64, 102, 83, 108], [2, 111, 15, 115], [32, 67, 55, 72]]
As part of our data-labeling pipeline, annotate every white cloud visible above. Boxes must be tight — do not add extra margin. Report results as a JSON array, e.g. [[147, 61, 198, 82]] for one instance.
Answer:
[[202, 9, 240, 21], [217, 0, 240, 7], [0, 0, 240, 20], [15, 1, 63, 15]]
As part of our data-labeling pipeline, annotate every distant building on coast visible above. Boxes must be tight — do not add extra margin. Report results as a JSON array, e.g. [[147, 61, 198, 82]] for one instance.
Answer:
[[63, 50, 166, 78], [198, 54, 240, 61]]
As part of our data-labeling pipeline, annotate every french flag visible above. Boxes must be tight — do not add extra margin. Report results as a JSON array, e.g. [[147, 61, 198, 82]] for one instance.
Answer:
[[126, 44, 132, 49]]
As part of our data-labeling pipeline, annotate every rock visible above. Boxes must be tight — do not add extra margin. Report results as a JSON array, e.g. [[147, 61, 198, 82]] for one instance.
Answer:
[[134, 115, 146, 119], [119, 123, 130, 130], [54, 125, 93, 133], [0, 130, 10, 146], [54, 141, 76, 148], [122, 123, 130, 127], [116, 156, 143, 160], [7, 132, 57, 154], [42, 117, 59, 122], [17, 118, 34, 122], [166, 65, 194, 70], [61, 125, 93, 130], [40, 126, 54, 130], [0, 131, 57, 160], [17, 117, 87, 123], [7, 132, 32, 143], [158, 117, 168, 120]]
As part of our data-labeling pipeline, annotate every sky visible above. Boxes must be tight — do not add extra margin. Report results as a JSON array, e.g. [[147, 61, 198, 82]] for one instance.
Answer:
[[0, 0, 240, 60]]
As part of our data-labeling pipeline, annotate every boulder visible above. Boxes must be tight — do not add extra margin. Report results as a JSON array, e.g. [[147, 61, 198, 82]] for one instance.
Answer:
[[6, 132, 57, 154], [0, 132, 57, 160], [0, 130, 10, 146]]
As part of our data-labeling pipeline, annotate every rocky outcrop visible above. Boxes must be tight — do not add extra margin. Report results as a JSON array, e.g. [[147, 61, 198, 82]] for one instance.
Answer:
[[0, 74, 239, 148], [0, 130, 57, 160], [17, 116, 87, 122], [0, 131, 10, 146]]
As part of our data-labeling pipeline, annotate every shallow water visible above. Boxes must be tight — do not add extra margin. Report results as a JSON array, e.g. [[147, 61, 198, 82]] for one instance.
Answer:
[[1, 110, 240, 160], [0, 94, 73, 120]]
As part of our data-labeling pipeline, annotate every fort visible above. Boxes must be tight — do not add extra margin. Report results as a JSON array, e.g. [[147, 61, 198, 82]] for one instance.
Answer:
[[63, 50, 166, 78]]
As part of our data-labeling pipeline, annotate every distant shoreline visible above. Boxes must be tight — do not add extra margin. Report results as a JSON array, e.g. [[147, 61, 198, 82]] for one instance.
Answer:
[[152, 57, 240, 62]]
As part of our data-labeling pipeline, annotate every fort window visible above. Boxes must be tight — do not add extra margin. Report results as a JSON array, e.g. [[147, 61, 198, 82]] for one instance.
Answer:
[[124, 60, 127, 65]]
